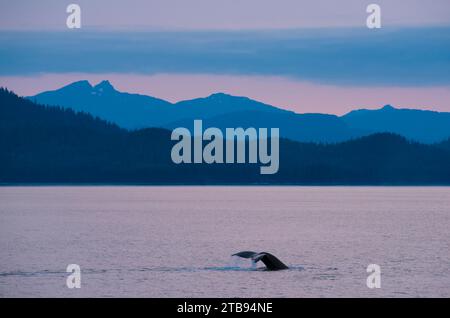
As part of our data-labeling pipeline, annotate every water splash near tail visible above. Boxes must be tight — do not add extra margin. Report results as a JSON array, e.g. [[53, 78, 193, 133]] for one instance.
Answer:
[[227, 255, 257, 270]]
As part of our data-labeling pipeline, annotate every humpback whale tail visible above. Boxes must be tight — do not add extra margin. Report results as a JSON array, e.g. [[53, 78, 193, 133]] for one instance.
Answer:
[[232, 251, 289, 270]]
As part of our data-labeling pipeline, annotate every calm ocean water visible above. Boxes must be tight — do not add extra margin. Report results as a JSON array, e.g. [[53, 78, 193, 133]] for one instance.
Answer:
[[0, 186, 449, 297]]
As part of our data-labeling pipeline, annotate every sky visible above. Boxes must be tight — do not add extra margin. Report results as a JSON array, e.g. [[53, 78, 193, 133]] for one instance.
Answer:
[[0, 0, 449, 114], [2, 0, 450, 30]]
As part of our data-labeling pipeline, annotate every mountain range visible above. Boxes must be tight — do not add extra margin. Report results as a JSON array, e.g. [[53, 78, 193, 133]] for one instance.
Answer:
[[2, 88, 450, 184], [28, 80, 450, 144]]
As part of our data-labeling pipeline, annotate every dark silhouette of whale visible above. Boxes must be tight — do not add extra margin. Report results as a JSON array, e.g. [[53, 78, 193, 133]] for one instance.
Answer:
[[232, 251, 289, 270]]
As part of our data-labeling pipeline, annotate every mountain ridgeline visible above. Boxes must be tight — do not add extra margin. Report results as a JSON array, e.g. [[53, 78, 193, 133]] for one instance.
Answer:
[[28, 80, 450, 144], [3, 88, 450, 184]]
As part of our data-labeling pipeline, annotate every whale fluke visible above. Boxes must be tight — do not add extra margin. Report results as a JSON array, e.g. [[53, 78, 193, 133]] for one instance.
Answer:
[[232, 251, 289, 270]]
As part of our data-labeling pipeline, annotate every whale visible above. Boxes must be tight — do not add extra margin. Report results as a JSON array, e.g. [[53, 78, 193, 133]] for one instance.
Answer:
[[232, 251, 289, 270]]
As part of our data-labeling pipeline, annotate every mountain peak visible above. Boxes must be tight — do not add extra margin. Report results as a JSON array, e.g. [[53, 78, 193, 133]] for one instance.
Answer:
[[206, 92, 254, 102], [94, 80, 116, 92], [207, 92, 233, 99], [381, 104, 396, 110], [66, 80, 92, 90]]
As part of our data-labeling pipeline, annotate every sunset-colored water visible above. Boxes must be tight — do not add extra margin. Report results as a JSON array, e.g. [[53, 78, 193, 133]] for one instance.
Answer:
[[1, 186, 449, 297]]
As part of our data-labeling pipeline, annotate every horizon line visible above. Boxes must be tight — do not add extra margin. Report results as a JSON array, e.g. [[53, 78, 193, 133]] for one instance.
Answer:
[[4, 79, 449, 117]]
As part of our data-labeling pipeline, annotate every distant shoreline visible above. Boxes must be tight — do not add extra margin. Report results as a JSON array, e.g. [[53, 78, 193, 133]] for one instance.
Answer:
[[3, 90, 450, 187], [1, 183, 450, 187]]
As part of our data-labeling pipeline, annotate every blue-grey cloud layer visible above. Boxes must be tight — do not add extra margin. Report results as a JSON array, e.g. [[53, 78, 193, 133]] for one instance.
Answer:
[[1, 27, 449, 86]]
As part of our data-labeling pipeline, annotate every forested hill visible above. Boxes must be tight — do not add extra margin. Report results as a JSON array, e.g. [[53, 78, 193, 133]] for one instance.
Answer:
[[2, 88, 450, 184]]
